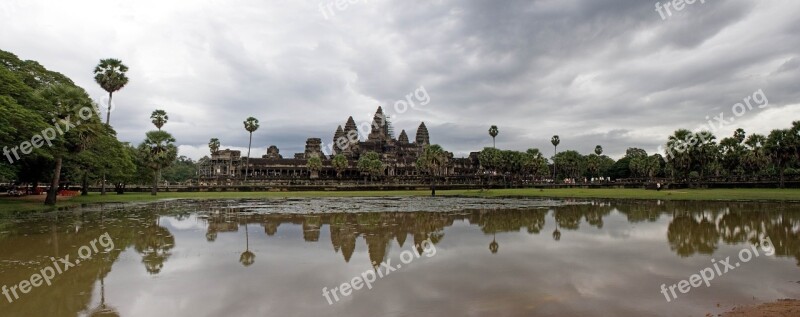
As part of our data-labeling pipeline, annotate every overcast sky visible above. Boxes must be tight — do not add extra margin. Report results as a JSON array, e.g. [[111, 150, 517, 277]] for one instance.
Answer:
[[1, 0, 798, 160]]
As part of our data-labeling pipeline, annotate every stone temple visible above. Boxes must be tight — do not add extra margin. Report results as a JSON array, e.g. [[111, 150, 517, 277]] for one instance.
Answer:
[[203, 106, 479, 184]]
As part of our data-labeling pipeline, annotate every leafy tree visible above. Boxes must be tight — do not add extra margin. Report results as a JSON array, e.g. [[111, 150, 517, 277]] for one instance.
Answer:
[[162, 156, 197, 184], [38, 84, 100, 205], [586, 154, 603, 178], [694, 131, 719, 178], [743, 133, 768, 178], [208, 138, 220, 155], [416, 145, 447, 196], [93, 58, 129, 125], [488, 125, 499, 148], [150, 109, 168, 130], [765, 129, 793, 188], [608, 156, 632, 179], [523, 148, 550, 179], [478, 147, 502, 174], [357, 151, 383, 181], [65, 127, 134, 195], [307, 155, 322, 178], [243, 117, 259, 182], [665, 129, 694, 179], [552, 150, 585, 180], [331, 154, 348, 178], [138, 130, 178, 195], [720, 129, 747, 177], [105, 142, 137, 194]]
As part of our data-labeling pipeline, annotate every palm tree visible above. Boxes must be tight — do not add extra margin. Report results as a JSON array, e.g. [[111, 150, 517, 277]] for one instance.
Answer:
[[488, 125, 499, 148], [139, 130, 178, 195], [332, 154, 348, 178], [307, 155, 323, 179], [489, 233, 499, 254], [765, 129, 793, 188], [243, 117, 260, 182], [594, 145, 603, 155], [150, 109, 168, 130], [417, 144, 446, 196], [240, 224, 255, 267], [208, 138, 220, 155], [94, 59, 129, 125], [551, 135, 560, 181]]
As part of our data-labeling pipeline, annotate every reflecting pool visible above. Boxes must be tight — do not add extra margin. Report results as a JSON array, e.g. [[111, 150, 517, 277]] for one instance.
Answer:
[[0, 197, 798, 316]]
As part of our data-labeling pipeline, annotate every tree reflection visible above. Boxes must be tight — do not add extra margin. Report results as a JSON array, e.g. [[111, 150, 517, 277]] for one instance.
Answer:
[[240, 224, 256, 267], [196, 201, 800, 266], [134, 215, 176, 275], [667, 215, 719, 257], [489, 233, 499, 254]]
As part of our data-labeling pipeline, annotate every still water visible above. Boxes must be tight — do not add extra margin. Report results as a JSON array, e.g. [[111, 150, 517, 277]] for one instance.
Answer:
[[0, 197, 798, 316]]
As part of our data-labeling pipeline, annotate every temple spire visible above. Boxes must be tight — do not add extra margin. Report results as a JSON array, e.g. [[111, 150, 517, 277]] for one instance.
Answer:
[[415, 122, 430, 145]]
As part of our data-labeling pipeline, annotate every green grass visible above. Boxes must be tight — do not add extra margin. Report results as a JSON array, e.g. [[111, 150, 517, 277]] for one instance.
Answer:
[[1, 188, 799, 214]]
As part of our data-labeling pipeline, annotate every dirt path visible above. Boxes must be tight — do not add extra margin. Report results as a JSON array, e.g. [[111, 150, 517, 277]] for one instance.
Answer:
[[720, 299, 800, 317]]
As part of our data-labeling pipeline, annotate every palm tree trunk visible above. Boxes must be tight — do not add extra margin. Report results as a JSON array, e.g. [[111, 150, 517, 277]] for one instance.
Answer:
[[81, 171, 88, 196], [152, 166, 160, 195], [101, 173, 106, 195], [492, 137, 495, 149], [105, 92, 113, 125], [44, 157, 62, 205], [553, 146, 557, 182], [244, 132, 252, 182]]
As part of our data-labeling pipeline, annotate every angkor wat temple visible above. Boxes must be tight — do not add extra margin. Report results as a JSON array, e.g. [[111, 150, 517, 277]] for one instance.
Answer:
[[202, 106, 480, 184]]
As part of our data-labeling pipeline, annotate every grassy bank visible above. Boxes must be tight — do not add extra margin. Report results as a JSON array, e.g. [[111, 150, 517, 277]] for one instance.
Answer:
[[1, 188, 799, 213]]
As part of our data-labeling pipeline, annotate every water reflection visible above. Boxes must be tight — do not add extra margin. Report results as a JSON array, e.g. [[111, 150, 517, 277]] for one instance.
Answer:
[[0, 199, 797, 316], [197, 200, 800, 264]]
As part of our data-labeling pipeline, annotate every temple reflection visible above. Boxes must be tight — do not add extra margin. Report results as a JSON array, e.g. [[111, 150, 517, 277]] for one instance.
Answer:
[[197, 200, 800, 265], [0, 199, 798, 317]]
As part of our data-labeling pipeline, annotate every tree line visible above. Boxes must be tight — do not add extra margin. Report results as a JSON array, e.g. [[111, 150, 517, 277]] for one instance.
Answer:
[[479, 125, 800, 187], [0, 50, 196, 205]]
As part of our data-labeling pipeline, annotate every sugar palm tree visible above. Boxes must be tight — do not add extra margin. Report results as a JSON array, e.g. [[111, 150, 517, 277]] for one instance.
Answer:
[[307, 155, 323, 179], [139, 130, 178, 196], [488, 125, 499, 148], [417, 144, 446, 196], [765, 129, 793, 188], [489, 233, 499, 254], [594, 145, 603, 155], [150, 109, 168, 130], [243, 117, 260, 182], [240, 224, 255, 267], [332, 154, 348, 178], [94, 58, 129, 125], [551, 135, 560, 181], [208, 138, 220, 155]]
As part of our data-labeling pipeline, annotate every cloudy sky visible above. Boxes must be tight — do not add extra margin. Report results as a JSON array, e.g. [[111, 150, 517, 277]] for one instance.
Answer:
[[1, 0, 798, 160]]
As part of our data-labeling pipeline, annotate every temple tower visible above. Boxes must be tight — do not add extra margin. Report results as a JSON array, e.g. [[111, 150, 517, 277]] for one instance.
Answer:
[[398, 130, 409, 144], [367, 106, 390, 142], [332, 125, 345, 154], [415, 122, 430, 146]]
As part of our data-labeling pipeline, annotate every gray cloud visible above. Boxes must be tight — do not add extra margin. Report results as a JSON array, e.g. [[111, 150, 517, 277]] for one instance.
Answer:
[[1, 0, 798, 160]]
